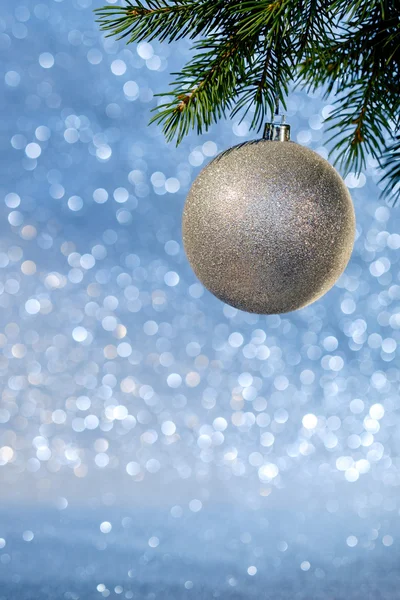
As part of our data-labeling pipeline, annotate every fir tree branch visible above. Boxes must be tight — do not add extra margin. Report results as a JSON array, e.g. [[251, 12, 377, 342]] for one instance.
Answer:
[[94, 0, 400, 203], [149, 31, 257, 144], [299, 0, 400, 200], [95, 0, 240, 43], [380, 136, 400, 206]]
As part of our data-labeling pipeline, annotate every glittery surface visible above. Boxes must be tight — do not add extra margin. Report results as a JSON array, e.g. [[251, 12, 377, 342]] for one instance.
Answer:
[[183, 140, 355, 314], [1, 1, 400, 599]]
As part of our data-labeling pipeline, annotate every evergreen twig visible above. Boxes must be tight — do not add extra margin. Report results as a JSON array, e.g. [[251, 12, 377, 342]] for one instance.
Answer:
[[95, 0, 400, 204]]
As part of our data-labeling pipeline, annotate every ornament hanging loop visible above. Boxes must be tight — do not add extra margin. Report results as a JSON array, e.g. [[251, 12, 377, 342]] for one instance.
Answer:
[[263, 92, 291, 141], [274, 93, 280, 118]]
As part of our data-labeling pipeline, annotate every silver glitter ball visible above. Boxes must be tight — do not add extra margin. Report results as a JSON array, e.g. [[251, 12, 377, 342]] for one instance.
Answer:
[[182, 139, 356, 314]]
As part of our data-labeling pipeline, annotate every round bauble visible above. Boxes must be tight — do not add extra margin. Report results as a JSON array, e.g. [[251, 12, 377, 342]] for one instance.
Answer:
[[182, 139, 355, 314]]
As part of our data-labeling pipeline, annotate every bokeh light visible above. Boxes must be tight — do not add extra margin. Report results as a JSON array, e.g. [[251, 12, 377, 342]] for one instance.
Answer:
[[0, 1, 400, 598]]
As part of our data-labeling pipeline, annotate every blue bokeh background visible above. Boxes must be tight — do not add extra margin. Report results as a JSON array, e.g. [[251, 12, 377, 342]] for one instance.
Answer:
[[1, 1, 400, 598]]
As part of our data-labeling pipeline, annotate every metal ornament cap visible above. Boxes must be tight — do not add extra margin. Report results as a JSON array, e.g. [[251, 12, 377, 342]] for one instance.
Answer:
[[263, 122, 291, 141], [182, 139, 356, 315]]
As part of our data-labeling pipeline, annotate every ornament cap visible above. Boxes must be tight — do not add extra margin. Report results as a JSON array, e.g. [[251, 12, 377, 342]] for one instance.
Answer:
[[263, 121, 291, 141]]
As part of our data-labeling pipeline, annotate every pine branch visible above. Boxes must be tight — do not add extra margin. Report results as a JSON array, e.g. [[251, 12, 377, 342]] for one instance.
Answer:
[[94, 0, 238, 43], [230, 35, 290, 131], [149, 32, 249, 144], [379, 132, 400, 206], [299, 0, 400, 197], [94, 0, 400, 203]]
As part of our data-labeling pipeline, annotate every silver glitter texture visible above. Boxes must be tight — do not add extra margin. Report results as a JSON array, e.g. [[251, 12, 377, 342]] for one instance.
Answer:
[[182, 140, 356, 314]]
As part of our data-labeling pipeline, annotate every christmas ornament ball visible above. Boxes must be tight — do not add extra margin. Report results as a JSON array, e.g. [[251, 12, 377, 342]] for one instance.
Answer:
[[182, 139, 355, 314]]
